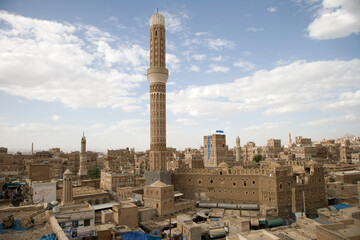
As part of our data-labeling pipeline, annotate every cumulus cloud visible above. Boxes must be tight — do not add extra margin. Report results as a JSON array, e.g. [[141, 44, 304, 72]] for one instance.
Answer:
[[109, 119, 147, 132], [166, 53, 180, 71], [162, 10, 189, 34], [190, 65, 200, 72], [303, 114, 360, 126], [192, 54, 206, 61], [176, 118, 198, 126], [52, 115, 63, 121], [244, 122, 289, 131], [206, 38, 235, 50], [267, 7, 278, 13], [233, 60, 255, 72], [0, 11, 148, 111], [206, 64, 230, 73], [168, 59, 360, 117], [307, 0, 360, 39], [211, 55, 224, 62]]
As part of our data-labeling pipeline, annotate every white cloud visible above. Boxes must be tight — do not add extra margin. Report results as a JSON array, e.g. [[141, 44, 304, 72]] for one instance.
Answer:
[[192, 54, 206, 61], [195, 32, 210, 36], [168, 81, 176, 86], [52, 115, 63, 121], [109, 119, 147, 132], [166, 53, 180, 71], [162, 10, 189, 34], [206, 38, 235, 50], [105, 16, 126, 29], [190, 65, 200, 72], [176, 118, 198, 126], [303, 114, 360, 126], [233, 60, 255, 72], [211, 56, 224, 62], [168, 59, 360, 117], [244, 122, 289, 131], [267, 7, 278, 13], [91, 123, 105, 129], [0, 11, 147, 111], [206, 64, 230, 73], [247, 27, 264, 32], [307, 0, 360, 39]]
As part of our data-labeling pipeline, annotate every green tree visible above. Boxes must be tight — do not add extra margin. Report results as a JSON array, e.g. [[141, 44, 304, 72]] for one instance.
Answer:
[[253, 154, 263, 162], [87, 167, 100, 179]]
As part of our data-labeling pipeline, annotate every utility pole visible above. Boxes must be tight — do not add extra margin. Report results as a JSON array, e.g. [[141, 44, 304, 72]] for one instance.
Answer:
[[169, 214, 172, 240]]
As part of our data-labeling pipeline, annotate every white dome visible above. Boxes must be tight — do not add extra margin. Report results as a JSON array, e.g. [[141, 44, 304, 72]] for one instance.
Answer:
[[150, 13, 165, 26]]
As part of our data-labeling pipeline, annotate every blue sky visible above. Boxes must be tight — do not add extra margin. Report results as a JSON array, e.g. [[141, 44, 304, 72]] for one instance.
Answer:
[[0, 0, 359, 152]]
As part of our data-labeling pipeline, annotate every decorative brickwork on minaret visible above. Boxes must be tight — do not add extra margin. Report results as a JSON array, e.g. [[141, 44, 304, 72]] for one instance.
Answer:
[[147, 13, 168, 172]]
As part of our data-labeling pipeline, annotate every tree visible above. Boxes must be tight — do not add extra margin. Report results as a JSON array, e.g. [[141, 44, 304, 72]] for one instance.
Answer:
[[253, 154, 263, 162], [87, 167, 100, 179]]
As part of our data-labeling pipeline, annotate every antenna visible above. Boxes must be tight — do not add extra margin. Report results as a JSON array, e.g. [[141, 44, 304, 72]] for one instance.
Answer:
[[83, 131, 84, 136]]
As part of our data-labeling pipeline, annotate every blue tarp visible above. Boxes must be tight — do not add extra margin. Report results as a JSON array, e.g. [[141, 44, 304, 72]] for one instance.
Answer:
[[210, 217, 222, 221], [333, 203, 352, 210], [38, 233, 57, 240], [0, 219, 28, 234], [121, 231, 161, 240]]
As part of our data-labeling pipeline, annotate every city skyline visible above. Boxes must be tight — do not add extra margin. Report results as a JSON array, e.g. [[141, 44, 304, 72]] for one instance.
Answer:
[[0, 0, 359, 152]]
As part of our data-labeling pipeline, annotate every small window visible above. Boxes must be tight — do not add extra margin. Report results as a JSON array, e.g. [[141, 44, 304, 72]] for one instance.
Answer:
[[244, 181, 247, 187], [233, 183, 236, 186], [198, 180, 202, 184], [84, 219, 90, 227], [279, 183, 283, 189], [210, 180, 213, 184], [155, 30, 157, 36], [252, 181, 256, 184]]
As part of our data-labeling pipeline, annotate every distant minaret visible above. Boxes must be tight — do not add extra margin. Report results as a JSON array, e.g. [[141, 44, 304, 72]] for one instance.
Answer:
[[62, 169, 73, 205], [31, 142, 34, 155], [288, 132, 292, 146], [235, 136, 241, 162], [145, 11, 172, 185], [78, 132, 88, 178]]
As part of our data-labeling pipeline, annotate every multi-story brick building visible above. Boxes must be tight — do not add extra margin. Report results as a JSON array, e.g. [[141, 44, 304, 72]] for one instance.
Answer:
[[100, 171, 136, 193], [172, 160, 326, 218], [203, 134, 235, 168]]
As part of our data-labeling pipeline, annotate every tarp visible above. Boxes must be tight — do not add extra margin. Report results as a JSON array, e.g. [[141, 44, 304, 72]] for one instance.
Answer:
[[333, 203, 352, 210], [121, 231, 161, 240], [0, 219, 28, 234], [267, 218, 284, 227], [38, 233, 57, 240]]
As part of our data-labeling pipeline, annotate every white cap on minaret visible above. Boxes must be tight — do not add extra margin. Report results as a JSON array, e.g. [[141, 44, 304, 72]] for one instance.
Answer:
[[150, 13, 165, 26]]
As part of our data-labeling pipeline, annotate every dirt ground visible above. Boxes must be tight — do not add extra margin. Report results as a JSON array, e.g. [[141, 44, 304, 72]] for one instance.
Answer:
[[0, 205, 54, 240]]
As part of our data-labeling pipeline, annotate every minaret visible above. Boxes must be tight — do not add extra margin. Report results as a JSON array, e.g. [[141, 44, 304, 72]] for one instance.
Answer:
[[288, 132, 292, 146], [145, 11, 171, 185], [235, 136, 241, 162], [78, 132, 88, 178], [62, 169, 73, 205]]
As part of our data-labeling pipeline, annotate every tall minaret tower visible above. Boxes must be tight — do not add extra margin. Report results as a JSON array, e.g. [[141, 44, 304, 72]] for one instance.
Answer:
[[288, 132, 292, 146], [235, 136, 241, 163], [145, 11, 171, 185], [78, 132, 88, 178]]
